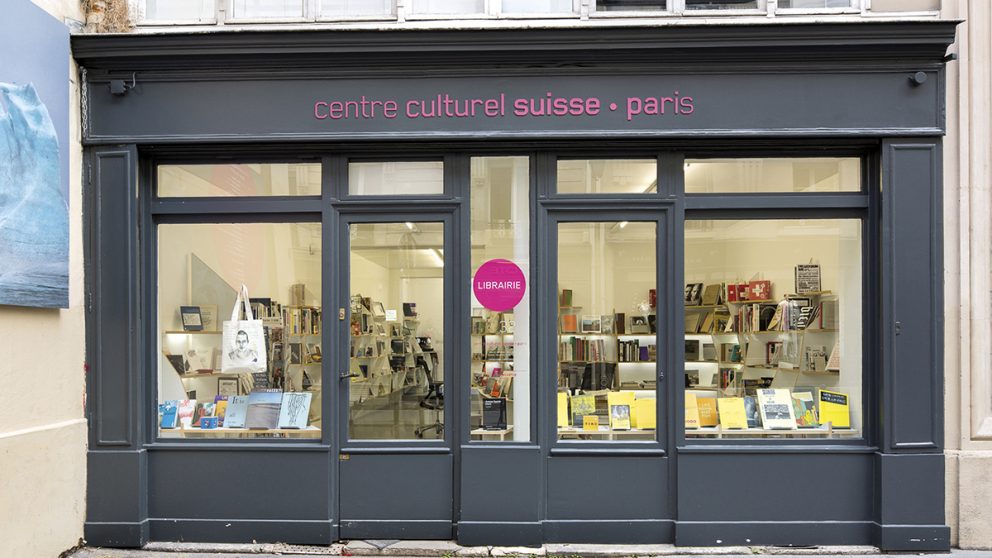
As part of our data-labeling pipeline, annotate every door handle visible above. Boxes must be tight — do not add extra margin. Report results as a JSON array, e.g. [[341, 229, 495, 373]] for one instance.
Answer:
[[340, 371, 360, 380]]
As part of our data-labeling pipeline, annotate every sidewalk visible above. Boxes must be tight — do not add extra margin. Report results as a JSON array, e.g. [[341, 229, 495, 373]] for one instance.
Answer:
[[66, 541, 992, 558]]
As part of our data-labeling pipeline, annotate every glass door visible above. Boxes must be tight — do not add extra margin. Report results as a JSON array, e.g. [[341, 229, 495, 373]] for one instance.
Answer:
[[345, 220, 447, 440], [337, 215, 455, 540]]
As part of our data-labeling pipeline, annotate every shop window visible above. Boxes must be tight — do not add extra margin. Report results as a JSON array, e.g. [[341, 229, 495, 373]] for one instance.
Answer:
[[348, 161, 444, 195], [685, 0, 764, 9], [231, 0, 305, 18], [407, 0, 486, 15], [470, 157, 530, 441], [157, 223, 322, 440], [144, 0, 215, 21], [348, 222, 445, 440], [684, 158, 860, 194], [320, 0, 395, 17], [557, 159, 657, 195], [683, 218, 862, 439], [157, 163, 320, 197], [870, 0, 938, 12], [557, 221, 658, 441]]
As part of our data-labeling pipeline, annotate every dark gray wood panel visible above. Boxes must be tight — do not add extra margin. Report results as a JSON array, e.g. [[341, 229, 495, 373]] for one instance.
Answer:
[[149, 518, 334, 544], [85, 449, 148, 547], [339, 453, 452, 521], [678, 453, 872, 521], [876, 453, 946, 526], [86, 449, 147, 522], [89, 147, 139, 447], [881, 140, 943, 451], [676, 521, 872, 547], [82, 72, 941, 144], [147, 450, 331, 520], [460, 447, 541, 523], [547, 456, 668, 520]]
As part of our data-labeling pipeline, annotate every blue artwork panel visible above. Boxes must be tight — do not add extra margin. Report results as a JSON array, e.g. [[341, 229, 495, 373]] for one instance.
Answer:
[[0, 82, 68, 308]]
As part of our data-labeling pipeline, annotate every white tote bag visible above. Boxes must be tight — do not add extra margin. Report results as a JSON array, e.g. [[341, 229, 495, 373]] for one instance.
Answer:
[[221, 285, 268, 375]]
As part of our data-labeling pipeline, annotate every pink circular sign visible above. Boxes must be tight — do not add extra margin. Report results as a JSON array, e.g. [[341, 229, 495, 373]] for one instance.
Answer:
[[473, 259, 526, 312]]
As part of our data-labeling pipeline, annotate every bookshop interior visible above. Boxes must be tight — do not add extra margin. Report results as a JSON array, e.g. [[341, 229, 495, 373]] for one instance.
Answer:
[[155, 156, 863, 442]]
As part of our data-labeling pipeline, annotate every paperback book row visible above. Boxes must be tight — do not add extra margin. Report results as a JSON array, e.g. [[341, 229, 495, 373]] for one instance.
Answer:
[[558, 336, 607, 362], [734, 297, 838, 333], [557, 391, 656, 431], [159, 390, 314, 430], [685, 387, 850, 430]]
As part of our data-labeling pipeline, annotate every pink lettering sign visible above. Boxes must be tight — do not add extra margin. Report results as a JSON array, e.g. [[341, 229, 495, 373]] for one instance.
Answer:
[[473, 259, 526, 312]]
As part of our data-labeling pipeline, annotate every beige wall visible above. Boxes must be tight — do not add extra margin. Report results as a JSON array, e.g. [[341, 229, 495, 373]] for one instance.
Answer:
[[943, 0, 992, 550], [0, 2, 87, 557]]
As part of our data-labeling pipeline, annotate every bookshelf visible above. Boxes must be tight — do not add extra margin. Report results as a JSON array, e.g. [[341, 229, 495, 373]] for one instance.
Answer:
[[684, 284, 848, 437]]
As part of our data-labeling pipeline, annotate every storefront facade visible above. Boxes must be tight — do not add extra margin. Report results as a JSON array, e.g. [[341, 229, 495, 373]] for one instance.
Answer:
[[74, 22, 956, 551]]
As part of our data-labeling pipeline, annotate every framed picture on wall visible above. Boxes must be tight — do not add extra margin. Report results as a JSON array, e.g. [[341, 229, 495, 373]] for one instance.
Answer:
[[180, 306, 203, 331]]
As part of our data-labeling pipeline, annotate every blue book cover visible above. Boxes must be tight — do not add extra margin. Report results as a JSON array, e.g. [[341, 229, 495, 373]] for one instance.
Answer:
[[223, 395, 250, 429], [160, 401, 178, 429]]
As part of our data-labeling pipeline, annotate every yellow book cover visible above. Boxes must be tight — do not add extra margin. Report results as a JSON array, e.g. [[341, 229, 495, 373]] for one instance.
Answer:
[[819, 389, 850, 428], [632, 398, 656, 429], [582, 415, 599, 431], [685, 392, 700, 429], [215, 400, 229, 425], [571, 394, 596, 427], [696, 396, 719, 427], [557, 392, 570, 428], [717, 397, 748, 429]]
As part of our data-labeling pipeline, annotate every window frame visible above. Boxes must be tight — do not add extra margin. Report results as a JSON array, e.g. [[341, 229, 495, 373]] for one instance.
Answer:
[[146, 155, 326, 447], [678, 149, 877, 450]]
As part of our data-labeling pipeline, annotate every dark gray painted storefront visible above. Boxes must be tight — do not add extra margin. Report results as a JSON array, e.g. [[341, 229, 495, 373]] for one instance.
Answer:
[[75, 22, 956, 552]]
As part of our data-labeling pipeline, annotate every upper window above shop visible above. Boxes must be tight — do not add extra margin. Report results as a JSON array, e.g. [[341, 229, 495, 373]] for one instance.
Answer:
[[557, 159, 657, 195], [157, 163, 321, 197], [137, 0, 936, 24], [684, 158, 860, 194]]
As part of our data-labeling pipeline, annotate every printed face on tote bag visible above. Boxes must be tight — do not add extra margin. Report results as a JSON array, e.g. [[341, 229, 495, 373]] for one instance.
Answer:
[[221, 285, 268, 375], [228, 329, 259, 365]]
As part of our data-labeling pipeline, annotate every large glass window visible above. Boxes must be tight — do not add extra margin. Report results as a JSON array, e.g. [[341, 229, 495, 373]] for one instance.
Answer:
[[157, 223, 322, 439], [594, 0, 667, 12], [557, 221, 658, 441], [408, 0, 486, 15], [557, 159, 657, 195], [502, 0, 574, 13], [683, 218, 862, 439], [870, 0, 938, 12], [144, 0, 215, 20], [348, 222, 445, 440], [778, 0, 851, 7], [231, 0, 305, 18], [349, 162, 444, 196], [685, 0, 763, 9], [685, 158, 860, 194], [470, 157, 530, 441], [320, 0, 395, 17], [158, 163, 321, 197]]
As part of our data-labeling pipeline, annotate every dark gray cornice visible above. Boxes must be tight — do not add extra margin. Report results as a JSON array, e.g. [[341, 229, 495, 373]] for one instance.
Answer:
[[72, 21, 959, 73]]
